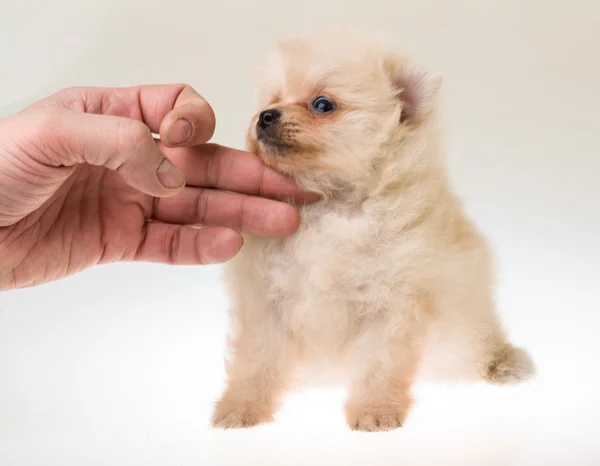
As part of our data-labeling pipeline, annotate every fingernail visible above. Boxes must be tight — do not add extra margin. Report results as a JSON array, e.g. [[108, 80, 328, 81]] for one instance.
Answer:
[[301, 191, 321, 203], [169, 118, 193, 145], [262, 203, 300, 237], [203, 229, 243, 264], [157, 159, 185, 189]]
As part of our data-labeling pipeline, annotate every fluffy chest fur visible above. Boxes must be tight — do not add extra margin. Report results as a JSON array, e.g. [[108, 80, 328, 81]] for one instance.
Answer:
[[225, 200, 429, 364]]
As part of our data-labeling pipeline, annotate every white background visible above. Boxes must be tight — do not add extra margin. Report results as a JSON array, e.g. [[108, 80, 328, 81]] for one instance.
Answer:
[[1, 1, 599, 465]]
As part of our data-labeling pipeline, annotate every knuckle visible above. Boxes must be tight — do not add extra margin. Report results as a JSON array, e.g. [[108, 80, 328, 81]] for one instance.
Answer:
[[30, 108, 70, 151], [177, 83, 198, 98], [32, 107, 65, 137], [51, 87, 91, 111], [178, 83, 193, 92], [118, 119, 152, 153], [205, 150, 221, 186], [238, 197, 250, 231], [258, 164, 268, 198], [104, 119, 153, 170], [195, 189, 210, 224], [167, 227, 182, 264], [60, 86, 87, 95], [11, 107, 74, 164], [178, 84, 215, 116]]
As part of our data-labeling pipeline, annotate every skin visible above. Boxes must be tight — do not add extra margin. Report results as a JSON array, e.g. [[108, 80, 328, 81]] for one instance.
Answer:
[[0, 84, 317, 291]]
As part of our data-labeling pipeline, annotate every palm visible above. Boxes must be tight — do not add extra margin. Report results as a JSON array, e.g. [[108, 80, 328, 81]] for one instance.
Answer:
[[5, 165, 151, 287]]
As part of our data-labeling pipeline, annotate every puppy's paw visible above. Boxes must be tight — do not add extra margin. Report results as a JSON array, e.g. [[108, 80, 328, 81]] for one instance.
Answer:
[[345, 404, 407, 432], [211, 399, 274, 429], [485, 344, 535, 385]]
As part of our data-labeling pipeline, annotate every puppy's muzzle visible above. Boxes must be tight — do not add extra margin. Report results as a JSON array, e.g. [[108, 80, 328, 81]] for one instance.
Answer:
[[258, 109, 281, 130], [256, 108, 290, 152]]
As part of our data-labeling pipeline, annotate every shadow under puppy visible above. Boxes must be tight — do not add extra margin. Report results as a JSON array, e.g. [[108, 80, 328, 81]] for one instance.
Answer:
[[212, 32, 534, 432]]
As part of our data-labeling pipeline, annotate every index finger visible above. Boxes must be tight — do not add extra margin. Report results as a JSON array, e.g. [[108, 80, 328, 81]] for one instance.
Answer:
[[40, 84, 216, 146], [163, 143, 320, 203]]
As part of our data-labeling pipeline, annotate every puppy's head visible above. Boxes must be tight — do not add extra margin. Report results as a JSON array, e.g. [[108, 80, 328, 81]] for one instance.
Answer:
[[247, 32, 442, 197]]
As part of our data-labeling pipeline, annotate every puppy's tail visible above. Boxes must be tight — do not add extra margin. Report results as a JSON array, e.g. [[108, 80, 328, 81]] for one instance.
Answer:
[[483, 343, 535, 385]]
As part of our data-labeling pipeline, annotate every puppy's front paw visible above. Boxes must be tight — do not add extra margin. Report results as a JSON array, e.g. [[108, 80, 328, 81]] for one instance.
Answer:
[[346, 404, 407, 432], [212, 399, 274, 429]]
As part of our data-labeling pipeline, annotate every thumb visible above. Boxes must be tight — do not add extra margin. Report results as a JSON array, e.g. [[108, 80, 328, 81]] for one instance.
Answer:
[[40, 108, 186, 197]]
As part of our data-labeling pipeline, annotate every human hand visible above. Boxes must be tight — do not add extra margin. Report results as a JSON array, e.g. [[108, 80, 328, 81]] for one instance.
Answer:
[[0, 85, 315, 290]]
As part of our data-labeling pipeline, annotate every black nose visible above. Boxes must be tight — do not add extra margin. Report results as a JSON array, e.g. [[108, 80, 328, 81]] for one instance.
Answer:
[[258, 109, 281, 129]]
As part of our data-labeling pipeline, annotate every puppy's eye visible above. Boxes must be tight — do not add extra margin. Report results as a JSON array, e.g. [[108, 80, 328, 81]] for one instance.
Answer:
[[312, 96, 336, 113]]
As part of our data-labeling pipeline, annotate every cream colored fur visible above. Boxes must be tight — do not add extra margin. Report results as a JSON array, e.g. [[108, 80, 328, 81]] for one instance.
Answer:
[[212, 32, 534, 432]]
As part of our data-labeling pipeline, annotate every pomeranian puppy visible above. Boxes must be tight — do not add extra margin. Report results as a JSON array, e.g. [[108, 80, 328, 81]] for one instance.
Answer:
[[212, 31, 534, 432]]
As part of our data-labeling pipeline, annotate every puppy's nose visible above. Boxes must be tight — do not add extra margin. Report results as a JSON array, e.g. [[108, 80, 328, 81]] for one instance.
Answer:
[[258, 109, 281, 130]]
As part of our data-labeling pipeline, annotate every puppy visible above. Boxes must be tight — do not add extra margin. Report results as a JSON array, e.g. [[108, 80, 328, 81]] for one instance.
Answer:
[[212, 32, 534, 432]]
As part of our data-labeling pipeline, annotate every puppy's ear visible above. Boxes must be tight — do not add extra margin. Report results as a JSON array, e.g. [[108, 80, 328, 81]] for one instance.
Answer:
[[385, 56, 442, 125]]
